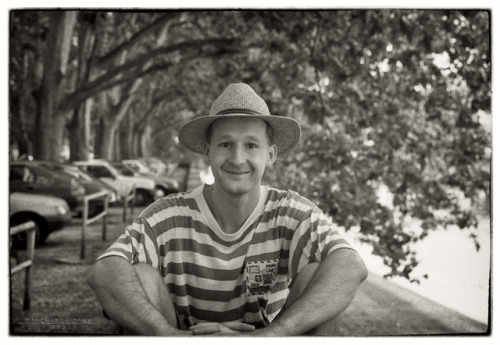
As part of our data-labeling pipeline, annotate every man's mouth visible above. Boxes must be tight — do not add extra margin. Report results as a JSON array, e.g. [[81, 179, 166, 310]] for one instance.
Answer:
[[224, 170, 251, 175]]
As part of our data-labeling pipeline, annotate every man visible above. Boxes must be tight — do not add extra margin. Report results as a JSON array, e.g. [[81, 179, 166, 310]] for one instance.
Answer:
[[87, 83, 368, 336]]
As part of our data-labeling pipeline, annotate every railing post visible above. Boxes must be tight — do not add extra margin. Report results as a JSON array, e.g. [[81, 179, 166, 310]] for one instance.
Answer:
[[23, 227, 35, 310], [130, 187, 135, 217], [103, 195, 108, 241], [122, 186, 136, 223], [10, 221, 36, 310], [122, 194, 127, 223], [55, 190, 108, 265], [81, 197, 88, 260]]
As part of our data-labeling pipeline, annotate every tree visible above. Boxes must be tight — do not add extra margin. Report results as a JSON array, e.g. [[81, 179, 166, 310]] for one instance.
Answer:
[[10, 10, 239, 162], [9, 9, 490, 281], [255, 10, 491, 280]]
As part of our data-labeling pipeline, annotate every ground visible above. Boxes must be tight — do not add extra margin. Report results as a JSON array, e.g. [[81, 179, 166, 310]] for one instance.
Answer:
[[9, 205, 488, 336]]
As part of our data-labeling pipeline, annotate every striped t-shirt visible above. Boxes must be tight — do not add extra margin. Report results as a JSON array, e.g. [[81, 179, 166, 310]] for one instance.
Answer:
[[97, 184, 353, 329]]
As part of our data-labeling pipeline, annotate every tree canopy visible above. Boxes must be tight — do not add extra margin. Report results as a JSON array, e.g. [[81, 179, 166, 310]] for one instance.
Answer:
[[9, 9, 491, 281]]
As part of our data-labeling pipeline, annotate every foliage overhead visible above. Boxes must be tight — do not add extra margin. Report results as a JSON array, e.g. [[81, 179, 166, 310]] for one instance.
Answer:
[[9, 10, 491, 281]]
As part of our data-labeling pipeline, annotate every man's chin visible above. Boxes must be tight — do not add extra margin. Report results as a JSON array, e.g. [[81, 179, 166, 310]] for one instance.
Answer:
[[224, 186, 253, 197], [218, 181, 257, 197]]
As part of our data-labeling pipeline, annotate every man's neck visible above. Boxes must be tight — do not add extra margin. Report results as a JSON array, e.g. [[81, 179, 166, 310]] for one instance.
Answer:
[[204, 185, 261, 234]]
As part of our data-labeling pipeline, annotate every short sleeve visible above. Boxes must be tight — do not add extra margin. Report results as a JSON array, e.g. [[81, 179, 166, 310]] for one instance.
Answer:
[[288, 207, 353, 277], [96, 216, 160, 270]]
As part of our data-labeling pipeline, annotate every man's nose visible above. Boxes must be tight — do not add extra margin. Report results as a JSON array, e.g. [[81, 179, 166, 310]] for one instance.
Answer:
[[229, 145, 246, 165]]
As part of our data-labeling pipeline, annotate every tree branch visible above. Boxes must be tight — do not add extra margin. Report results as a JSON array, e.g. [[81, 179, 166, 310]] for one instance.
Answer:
[[94, 12, 183, 69], [59, 37, 239, 111]]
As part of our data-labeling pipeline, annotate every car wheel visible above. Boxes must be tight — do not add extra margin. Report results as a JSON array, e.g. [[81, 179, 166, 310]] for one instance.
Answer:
[[10, 216, 46, 249], [134, 189, 150, 207]]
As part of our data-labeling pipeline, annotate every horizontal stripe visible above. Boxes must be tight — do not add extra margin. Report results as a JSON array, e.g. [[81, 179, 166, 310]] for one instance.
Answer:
[[266, 298, 287, 317], [156, 221, 257, 253], [153, 216, 258, 248], [175, 297, 268, 323], [159, 238, 252, 261], [167, 282, 246, 302], [167, 277, 290, 305], [160, 248, 247, 270], [148, 206, 312, 245], [175, 291, 273, 313], [166, 272, 245, 292], [97, 184, 353, 326], [251, 225, 296, 243], [164, 262, 243, 281]]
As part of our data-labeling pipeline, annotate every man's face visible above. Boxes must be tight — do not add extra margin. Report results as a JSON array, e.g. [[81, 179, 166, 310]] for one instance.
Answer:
[[205, 117, 277, 197]]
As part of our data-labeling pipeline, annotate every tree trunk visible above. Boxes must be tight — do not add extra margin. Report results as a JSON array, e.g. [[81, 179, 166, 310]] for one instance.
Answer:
[[118, 113, 132, 159], [141, 124, 153, 157], [101, 80, 142, 159], [98, 117, 114, 160], [17, 50, 33, 156], [68, 100, 91, 161], [132, 128, 142, 157], [34, 11, 77, 161], [68, 12, 96, 162]]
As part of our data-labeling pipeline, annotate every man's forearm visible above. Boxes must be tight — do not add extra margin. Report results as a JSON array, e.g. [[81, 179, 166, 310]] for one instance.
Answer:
[[86, 256, 181, 336], [258, 249, 368, 336]]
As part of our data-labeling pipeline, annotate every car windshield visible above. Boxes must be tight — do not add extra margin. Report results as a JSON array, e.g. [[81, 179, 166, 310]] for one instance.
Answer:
[[110, 163, 134, 176], [75, 170, 94, 182]]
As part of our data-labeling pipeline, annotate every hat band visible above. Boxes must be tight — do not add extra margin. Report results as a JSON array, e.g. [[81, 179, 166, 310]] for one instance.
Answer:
[[216, 108, 265, 116]]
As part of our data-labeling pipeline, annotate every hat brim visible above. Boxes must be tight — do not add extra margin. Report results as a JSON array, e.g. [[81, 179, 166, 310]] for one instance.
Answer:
[[178, 114, 301, 155]]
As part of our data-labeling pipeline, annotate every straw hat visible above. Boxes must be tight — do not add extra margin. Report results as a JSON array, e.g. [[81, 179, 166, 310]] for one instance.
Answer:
[[178, 83, 301, 155]]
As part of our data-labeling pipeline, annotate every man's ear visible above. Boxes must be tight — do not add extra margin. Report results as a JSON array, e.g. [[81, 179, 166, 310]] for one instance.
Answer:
[[266, 144, 277, 166]]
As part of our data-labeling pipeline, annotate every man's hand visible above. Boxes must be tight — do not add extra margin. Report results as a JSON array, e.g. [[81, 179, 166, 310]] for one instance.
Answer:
[[189, 322, 255, 335]]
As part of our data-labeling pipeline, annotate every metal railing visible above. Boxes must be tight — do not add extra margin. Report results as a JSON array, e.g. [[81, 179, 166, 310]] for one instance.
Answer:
[[80, 190, 109, 260], [10, 221, 36, 310], [122, 186, 136, 223]]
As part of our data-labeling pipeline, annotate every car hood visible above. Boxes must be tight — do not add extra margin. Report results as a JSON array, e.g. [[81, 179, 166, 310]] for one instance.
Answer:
[[10, 192, 70, 215], [81, 180, 108, 195], [119, 175, 155, 189], [148, 175, 179, 190]]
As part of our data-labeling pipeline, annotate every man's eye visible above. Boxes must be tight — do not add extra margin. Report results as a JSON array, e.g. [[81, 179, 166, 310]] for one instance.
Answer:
[[247, 143, 258, 149], [219, 142, 231, 148]]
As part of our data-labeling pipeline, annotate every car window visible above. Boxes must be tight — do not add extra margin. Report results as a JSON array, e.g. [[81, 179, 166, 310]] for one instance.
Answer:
[[125, 163, 139, 172], [10, 166, 35, 183], [34, 173, 52, 187], [118, 166, 134, 176], [77, 171, 94, 182], [87, 165, 115, 178]]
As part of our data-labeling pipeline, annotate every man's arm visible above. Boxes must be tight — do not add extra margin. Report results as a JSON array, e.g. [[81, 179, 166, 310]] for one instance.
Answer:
[[86, 256, 187, 336], [255, 248, 368, 336]]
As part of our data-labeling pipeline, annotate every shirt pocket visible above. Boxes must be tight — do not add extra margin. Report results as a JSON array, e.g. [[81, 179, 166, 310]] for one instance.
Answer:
[[245, 258, 280, 296]]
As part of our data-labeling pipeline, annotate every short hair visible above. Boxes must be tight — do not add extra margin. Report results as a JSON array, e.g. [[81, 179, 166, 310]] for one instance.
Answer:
[[206, 118, 274, 145]]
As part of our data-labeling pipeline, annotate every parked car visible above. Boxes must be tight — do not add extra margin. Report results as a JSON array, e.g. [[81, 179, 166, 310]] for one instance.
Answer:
[[21, 160, 118, 217], [74, 160, 159, 206], [139, 157, 168, 176], [122, 159, 180, 196], [10, 161, 86, 216], [105, 161, 166, 205], [122, 159, 152, 175], [10, 192, 72, 247]]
